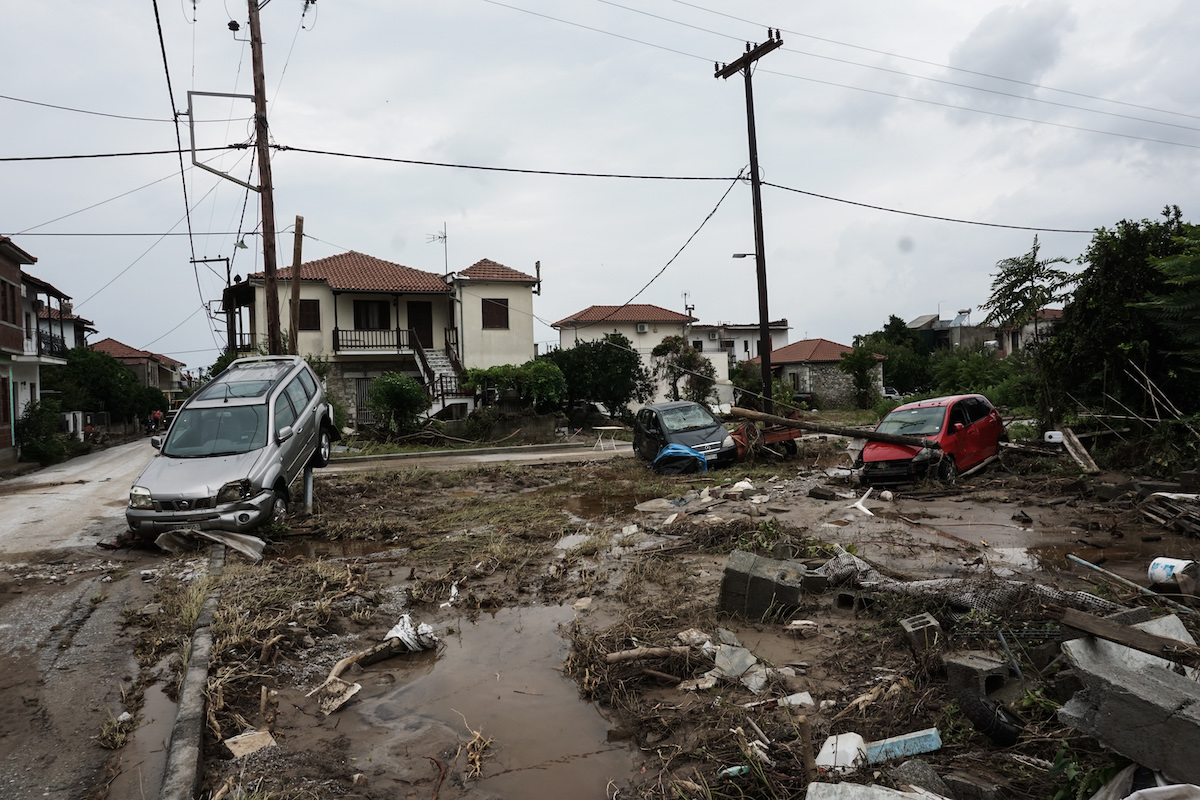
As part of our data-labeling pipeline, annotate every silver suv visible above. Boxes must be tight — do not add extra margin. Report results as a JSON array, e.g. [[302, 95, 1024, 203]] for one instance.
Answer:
[[127, 355, 334, 537]]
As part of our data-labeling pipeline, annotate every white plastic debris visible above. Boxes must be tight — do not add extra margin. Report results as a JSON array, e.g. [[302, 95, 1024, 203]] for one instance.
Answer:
[[384, 614, 439, 651], [438, 582, 459, 609]]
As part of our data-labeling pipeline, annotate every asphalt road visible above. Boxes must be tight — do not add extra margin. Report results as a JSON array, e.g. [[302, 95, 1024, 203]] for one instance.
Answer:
[[0, 439, 155, 557]]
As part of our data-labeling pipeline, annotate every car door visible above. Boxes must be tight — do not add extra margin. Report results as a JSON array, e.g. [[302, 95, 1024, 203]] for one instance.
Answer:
[[283, 376, 318, 474], [635, 409, 663, 460], [273, 390, 302, 480], [943, 401, 974, 466]]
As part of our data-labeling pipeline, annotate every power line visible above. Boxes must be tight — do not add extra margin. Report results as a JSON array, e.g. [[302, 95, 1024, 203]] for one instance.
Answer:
[[0, 92, 246, 124], [663, 0, 1200, 124], [0, 146, 232, 163], [762, 182, 1093, 234]]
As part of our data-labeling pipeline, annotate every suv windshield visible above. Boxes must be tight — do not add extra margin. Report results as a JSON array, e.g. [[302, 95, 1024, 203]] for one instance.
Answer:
[[162, 405, 269, 457], [659, 404, 719, 433], [876, 406, 945, 437]]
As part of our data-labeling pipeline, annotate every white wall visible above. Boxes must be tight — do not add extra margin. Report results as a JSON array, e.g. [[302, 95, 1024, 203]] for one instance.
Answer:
[[455, 281, 536, 369]]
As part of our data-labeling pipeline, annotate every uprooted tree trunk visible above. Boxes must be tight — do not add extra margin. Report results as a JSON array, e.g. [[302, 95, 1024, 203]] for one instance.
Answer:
[[728, 407, 941, 450]]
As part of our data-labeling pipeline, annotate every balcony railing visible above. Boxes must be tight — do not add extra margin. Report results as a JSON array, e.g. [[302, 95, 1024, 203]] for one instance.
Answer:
[[38, 332, 67, 358], [333, 327, 410, 352]]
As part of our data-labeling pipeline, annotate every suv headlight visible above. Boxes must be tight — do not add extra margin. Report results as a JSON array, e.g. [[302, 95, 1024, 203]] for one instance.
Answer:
[[129, 486, 153, 509], [722, 433, 735, 450], [215, 479, 252, 504]]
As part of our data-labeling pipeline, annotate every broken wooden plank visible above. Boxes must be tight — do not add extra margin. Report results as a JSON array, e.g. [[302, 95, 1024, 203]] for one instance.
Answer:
[[1060, 426, 1100, 474], [1045, 605, 1200, 668]]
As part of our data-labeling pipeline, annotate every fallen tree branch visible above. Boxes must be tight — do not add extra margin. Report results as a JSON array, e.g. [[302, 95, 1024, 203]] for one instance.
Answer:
[[604, 645, 694, 664], [728, 407, 941, 450]]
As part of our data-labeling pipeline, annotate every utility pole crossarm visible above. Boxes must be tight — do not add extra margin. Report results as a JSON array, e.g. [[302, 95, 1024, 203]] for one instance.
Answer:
[[714, 30, 783, 79]]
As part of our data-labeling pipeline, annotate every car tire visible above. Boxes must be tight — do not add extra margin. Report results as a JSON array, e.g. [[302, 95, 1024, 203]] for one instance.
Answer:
[[937, 455, 958, 485], [270, 488, 289, 524], [958, 687, 1021, 746], [309, 424, 333, 468]]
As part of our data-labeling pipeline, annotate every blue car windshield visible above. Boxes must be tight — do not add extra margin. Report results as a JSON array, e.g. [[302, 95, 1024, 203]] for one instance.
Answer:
[[162, 405, 269, 457], [659, 404, 719, 433], [876, 406, 944, 437]]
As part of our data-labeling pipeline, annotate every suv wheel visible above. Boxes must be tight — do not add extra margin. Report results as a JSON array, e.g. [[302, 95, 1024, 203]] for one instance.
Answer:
[[270, 489, 290, 524], [309, 424, 332, 468], [937, 455, 958, 486]]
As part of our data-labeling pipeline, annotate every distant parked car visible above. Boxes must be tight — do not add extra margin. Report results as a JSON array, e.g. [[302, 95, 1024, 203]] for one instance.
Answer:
[[633, 401, 738, 467], [882, 387, 902, 401], [791, 392, 818, 410], [126, 355, 335, 538], [858, 394, 1005, 485]]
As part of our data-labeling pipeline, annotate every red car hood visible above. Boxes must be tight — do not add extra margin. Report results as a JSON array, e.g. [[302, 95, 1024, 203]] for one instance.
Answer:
[[862, 441, 921, 463]]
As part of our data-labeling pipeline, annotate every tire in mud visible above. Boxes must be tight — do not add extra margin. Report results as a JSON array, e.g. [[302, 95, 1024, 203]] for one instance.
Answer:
[[958, 687, 1021, 746], [937, 455, 958, 486]]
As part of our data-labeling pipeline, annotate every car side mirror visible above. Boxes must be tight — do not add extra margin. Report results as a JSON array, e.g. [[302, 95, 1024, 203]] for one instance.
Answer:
[[952, 422, 964, 433], [150, 436, 162, 450], [277, 425, 294, 443]]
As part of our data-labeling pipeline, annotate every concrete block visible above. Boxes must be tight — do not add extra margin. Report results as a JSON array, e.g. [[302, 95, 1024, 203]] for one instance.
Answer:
[[803, 572, 829, 594], [943, 651, 1010, 697], [899, 613, 943, 651], [719, 549, 806, 619], [1058, 615, 1200, 784], [942, 772, 1000, 800], [889, 759, 950, 797]]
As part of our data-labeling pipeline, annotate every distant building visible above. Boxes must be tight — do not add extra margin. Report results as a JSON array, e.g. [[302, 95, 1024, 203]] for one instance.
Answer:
[[91, 338, 188, 405], [689, 319, 790, 367], [994, 308, 1063, 356], [908, 309, 993, 351], [749, 338, 883, 408]]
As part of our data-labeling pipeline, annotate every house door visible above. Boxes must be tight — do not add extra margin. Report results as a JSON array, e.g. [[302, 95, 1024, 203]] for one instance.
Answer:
[[407, 301, 434, 349]]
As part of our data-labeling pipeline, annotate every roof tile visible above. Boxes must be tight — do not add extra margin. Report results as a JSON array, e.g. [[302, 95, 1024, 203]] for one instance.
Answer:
[[255, 251, 450, 294], [552, 304, 696, 328], [459, 258, 537, 283]]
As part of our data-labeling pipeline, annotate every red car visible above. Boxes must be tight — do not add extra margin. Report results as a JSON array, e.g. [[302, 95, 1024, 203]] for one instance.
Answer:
[[858, 394, 1006, 485]]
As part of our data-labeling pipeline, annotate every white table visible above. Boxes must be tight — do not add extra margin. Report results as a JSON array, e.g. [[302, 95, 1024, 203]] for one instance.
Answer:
[[592, 426, 623, 451]]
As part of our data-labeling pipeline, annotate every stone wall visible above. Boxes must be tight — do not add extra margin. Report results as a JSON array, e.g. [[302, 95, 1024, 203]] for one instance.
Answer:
[[327, 359, 421, 426], [783, 362, 884, 408]]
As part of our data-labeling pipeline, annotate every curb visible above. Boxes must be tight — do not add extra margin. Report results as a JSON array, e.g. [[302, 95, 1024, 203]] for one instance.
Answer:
[[161, 543, 226, 800]]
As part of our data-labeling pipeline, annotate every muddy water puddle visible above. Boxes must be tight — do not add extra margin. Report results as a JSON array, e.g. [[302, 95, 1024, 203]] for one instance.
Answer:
[[106, 682, 177, 799], [350, 604, 633, 797]]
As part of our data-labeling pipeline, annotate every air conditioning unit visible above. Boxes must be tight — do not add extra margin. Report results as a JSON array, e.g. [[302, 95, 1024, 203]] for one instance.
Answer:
[[636, 323, 650, 334], [32, 300, 44, 313], [708, 331, 719, 340]]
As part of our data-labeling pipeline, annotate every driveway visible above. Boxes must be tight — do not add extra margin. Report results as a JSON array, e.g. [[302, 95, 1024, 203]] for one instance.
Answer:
[[0, 439, 155, 557]]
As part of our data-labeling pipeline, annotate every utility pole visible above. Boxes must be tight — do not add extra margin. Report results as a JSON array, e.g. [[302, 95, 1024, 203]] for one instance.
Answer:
[[248, 0, 282, 355], [716, 29, 782, 413], [289, 215, 304, 355]]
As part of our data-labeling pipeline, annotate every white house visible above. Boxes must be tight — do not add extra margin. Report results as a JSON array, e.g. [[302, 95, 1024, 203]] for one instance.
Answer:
[[551, 303, 734, 406], [225, 252, 539, 423]]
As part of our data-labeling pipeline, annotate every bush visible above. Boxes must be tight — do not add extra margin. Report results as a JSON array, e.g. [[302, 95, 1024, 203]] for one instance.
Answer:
[[15, 399, 70, 466], [367, 373, 431, 434]]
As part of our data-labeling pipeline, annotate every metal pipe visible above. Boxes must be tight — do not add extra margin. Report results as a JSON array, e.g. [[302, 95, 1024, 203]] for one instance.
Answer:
[[1066, 553, 1196, 616]]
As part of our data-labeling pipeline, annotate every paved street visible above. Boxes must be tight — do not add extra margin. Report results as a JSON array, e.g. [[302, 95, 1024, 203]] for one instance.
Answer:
[[0, 440, 154, 556]]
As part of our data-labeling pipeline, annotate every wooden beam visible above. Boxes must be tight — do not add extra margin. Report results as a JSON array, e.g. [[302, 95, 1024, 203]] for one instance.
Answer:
[[1045, 605, 1200, 668], [1060, 426, 1100, 474]]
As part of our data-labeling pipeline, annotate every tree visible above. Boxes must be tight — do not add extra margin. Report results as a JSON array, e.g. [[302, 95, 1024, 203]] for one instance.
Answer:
[[543, 334, 652, 417], [836, 345, 881, 408], [462, 359, 567, 413], [853, 315, 932, 393], [1043, 206, 1193, 415], [41, 347, 144, 422], [979, 235, 1074, 340], [651, 335, 716, 403], [1137, 224, 1200, 366]]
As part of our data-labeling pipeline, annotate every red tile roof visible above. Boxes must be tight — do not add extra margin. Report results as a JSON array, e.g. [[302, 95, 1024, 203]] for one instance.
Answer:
[[747, 338, 880, 364], [37, 308, 94, 325], [91, 338, 184, 366], [459, 258, 537, 283], [552, 304, 696, 328], [256, 251, 450, 294]]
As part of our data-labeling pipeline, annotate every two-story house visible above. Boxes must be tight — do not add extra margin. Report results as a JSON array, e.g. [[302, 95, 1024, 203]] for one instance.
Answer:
[[91, 338, 188, 406], [551, 303, 734, 405], [12, 273, 72, 415], [689, 319, 790, 368], [38, 303, 95, 352], [0, 236, 36, 464], [749, 338, 884, 408], [223, 252, 539, 425]]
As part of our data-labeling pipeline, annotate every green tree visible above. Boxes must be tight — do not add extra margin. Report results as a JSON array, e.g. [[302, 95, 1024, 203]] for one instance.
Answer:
[[367, 372, 431, 433], [980, 235, 1074, 337], [1137, 225, 1200, 366], [462, 359, 567, 413], [1043, 206, 1193, 415], [836, 345, 881, 408], [853, 315, 932, 393], [543, 334, 653, 417], [651, 335, 716, 403], [41, 347, 143, 421]]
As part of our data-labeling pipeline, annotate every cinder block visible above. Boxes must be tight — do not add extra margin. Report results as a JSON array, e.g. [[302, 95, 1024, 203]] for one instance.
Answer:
[[832, 589, 876, 613], [943, 772, 1001, 800], [802, 572, 829, 594], [719, 549, 806, 619], [898, 613, 943, 651], [943, 651, 1011, 697]]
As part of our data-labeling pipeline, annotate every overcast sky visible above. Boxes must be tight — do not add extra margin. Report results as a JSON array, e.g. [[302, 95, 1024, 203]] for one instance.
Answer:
[[5, 1, 1200, 372]]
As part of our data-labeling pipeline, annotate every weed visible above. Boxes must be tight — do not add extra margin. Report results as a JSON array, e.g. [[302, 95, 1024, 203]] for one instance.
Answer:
[[94, 708, 135, 750]]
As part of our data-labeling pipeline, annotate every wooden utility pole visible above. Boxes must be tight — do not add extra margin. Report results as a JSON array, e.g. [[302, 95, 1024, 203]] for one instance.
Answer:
[[717, 30, 783, 413], [289, 215, 304, 355], [248, 0, 282, 355]]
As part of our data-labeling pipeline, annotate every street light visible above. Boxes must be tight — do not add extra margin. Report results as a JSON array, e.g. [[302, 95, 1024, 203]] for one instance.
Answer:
[[732, 253, 755, 258]]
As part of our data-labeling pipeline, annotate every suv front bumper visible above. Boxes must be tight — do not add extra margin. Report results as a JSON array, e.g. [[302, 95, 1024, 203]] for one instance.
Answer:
[[126, 489, 277, 537]]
